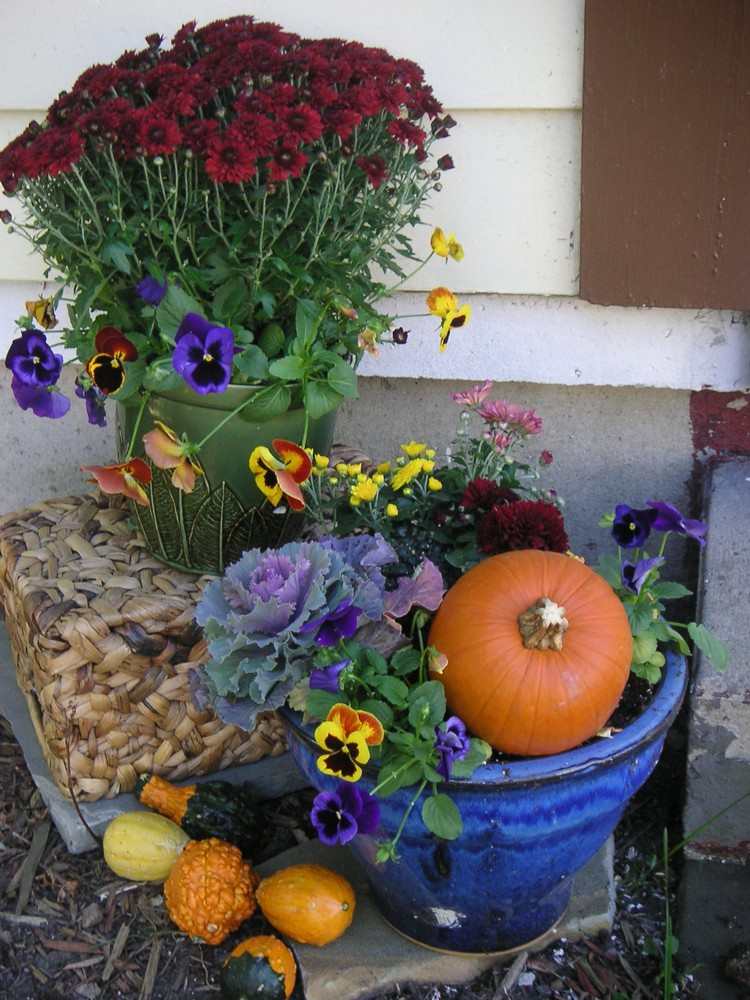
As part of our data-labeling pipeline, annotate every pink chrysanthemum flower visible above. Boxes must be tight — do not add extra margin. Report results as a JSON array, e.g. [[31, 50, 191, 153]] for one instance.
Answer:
[[451, 380, 492, 407]]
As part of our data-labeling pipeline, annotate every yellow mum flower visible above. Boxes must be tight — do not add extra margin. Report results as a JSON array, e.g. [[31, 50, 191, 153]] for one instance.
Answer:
[[425, 448, 436, 459], [431, 227, 464, 262], [376, 461, 391, 474], [373, 473, 385, 485], [401, 441, 426, 458], [420, 460, 435, 473], [439, 304, 472, 352], [346, 463, 362, 477], [426, 286, 458, 318], [386, 503, 399, 517], [350, 478, 379, 503], [428, 477, 443, 491], [335, 463, 348, 474], [391, 458, 424, 491], [314, 454, 330, 469]]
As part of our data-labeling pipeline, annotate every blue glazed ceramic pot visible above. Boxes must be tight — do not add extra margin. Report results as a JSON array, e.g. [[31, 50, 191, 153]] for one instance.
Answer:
[[280, 651, 688, 955]]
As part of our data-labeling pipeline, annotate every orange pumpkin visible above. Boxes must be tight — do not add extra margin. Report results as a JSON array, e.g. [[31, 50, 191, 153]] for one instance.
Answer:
[[256, 864, 355, 946], [428, 550, 632, 756], [164, 837, 257, 945]]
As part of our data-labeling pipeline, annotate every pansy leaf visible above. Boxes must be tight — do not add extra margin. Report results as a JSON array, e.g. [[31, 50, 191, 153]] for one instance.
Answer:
[[327, 359, 358, 399], [666, 625, 691, 656], [632, 661, 663, 684], [143, 363, 183, 392], [422, 794, 462, 840], [371, 675, 409, 707], [632, 633, 658, 665], [304, 381, 344, 420], [652, 581, 693, 599], [687, 623, 729, 671], [234, 346, 269, 381], [408, 681, 446, 729], [305, 688, 340, 722], [239, 383, 291, 421], [269, 355, 307, 380], [375, 757, 423, 797], [626, 602, 655, 636], [295, 299, 318, 344], [449, 738, 492, 778], [113, 360, 146, 402], [390, 647, 422, 677], [155, 286, 203, 340], [596, 553, 622, 589], [212, 276, 248, 322]]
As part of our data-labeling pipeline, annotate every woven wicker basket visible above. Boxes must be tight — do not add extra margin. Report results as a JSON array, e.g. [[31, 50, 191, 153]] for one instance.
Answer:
[[0, 494, 286, 801]]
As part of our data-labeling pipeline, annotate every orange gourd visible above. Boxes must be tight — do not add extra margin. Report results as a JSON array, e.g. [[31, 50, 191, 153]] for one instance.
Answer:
[[164, 837, 257, 945], [428, 550, 632, 756], [256, 864, 355, 946], [221, 935, 297, 1000]]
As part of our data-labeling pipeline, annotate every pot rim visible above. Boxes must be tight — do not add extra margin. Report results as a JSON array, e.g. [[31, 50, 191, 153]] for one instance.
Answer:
[[279, 650, 688, 790]]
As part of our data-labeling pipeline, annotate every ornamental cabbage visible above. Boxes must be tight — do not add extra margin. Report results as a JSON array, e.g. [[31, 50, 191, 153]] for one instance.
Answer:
[[194, 535, 396, 729]]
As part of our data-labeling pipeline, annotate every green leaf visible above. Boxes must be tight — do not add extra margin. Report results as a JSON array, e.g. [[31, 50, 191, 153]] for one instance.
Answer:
[[375, 757, 423, 797], [143, 363, 183, 392], [687, 623, 729, 671], [155, 286, 203, 340], [305, 688, 340, 722], [372, 675, 409, 707], [269, 355, 307, 380], [113, 361, 146, 402], [359, 699, 394, 730], [212, 276, 248, 321], [422, 794, 462, 840], [666, 625, 691, 656], [652, 581, 693, 599], [234, 345, 269, 381], [364, 648, 388, 674], [408, 681, 446, 729], [327, 359, 358, 399], [390, 647, 422, 677], [632, 632, 658, 664], [303, 381, 344, 420], [598, 511, 615, 527], [295, 299, 318, 344], [627, 602, 656, 636], [449, 738, 492, 779], [596, 553, 622, 588], [101, 241, 134, 275], [239, 384, 291, 421], [632, 661, 663, 684]]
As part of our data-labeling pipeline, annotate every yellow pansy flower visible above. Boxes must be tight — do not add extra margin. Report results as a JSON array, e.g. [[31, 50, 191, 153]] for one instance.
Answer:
[[314, 704, 384, 782], [431, 227, 464, 262], [401, 441, 426, 458], [439, 304, 472, 352], [426, 286, 458, 318]]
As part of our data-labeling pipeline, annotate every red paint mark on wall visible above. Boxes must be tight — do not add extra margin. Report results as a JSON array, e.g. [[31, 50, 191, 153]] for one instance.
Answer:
[[690, 389, 750, 457]]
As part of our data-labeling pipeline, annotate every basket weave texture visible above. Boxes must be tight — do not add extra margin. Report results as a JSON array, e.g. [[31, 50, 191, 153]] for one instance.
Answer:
[[0, 494, 286, 801]]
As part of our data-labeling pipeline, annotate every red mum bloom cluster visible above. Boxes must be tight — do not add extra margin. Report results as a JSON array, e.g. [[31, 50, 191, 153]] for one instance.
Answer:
[[477, 500, 569, 556], [0, 15, 454, 193]]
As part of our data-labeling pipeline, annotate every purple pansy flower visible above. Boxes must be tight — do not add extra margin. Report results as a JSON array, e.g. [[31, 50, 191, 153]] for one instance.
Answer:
[[11, 377, 70, 419], [434, 716, 471, 780], [646, 500, 707, 546], [621, 556, 664, 595], [310, 782, 380, 846], [172, 313, 234, 394], [301, 598, 362, 646], [612, 504, 658, 549], [309, 658, 350, 693], [75, 380, 107, 427], [5, 329, 62, 387], [135, 275, 168, 306]]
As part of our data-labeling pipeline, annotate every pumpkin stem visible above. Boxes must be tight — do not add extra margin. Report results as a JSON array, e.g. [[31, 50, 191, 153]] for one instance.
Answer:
[[518, 598, 569, 651]]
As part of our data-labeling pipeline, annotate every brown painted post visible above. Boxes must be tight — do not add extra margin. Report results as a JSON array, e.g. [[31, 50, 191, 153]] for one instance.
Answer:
[[581, 0, 750, 309]]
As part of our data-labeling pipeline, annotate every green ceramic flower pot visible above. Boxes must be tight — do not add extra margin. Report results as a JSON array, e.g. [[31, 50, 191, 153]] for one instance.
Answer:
[[117, 384, 336, 574]]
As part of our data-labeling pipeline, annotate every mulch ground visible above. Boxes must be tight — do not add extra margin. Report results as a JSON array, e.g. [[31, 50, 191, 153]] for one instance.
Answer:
[[0, 715, 701, 1000]]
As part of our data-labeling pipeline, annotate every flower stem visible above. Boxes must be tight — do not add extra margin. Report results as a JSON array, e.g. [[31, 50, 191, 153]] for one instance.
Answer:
[[194, 391, 261, 449], [301, 408, 310, 449], [125, 392, 150, 460], [381, 778, 427, 860]]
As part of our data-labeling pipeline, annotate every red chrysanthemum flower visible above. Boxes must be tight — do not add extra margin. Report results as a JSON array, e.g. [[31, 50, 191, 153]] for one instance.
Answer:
[[345, 83, 382, 117], [387, 119, 427, 148], [323, 106, 362, 141], [460, 479, 519, 513], [46, 91, 84, 128], [232, 108, 280, 156], [477, 500, 569, 556], [204, 128, 257, 183], [182, 119, 219, 154], [113, 112, 142, 159], [71, 63, 124, 101], [268, 143, 308, 182], [356, 154, 388, 189], [279, 105, 323, 144], [30, 127, 85, 177], [137, 111, 182, 156], [78, 98, 133, 139]]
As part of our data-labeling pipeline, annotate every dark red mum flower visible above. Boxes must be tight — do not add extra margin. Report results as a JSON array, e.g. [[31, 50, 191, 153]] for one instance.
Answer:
[[268, 143, 308, 182], [71, 64, 124, 101], [182, 119, 220, 154], [387, 119, 427, 148], [437, 154, 455, 171], [323, 106, 362, 141], [356, 154, 388, 189], [204, 128, 257, 183], [477, 500, 569, 556], [279, 105, 324, 144], [31, 127, 85, 177], [232, 109, 277, 156], [78, 98, 133, 139], [460, 479, 519, 513], [137, 111, 182, 156]]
